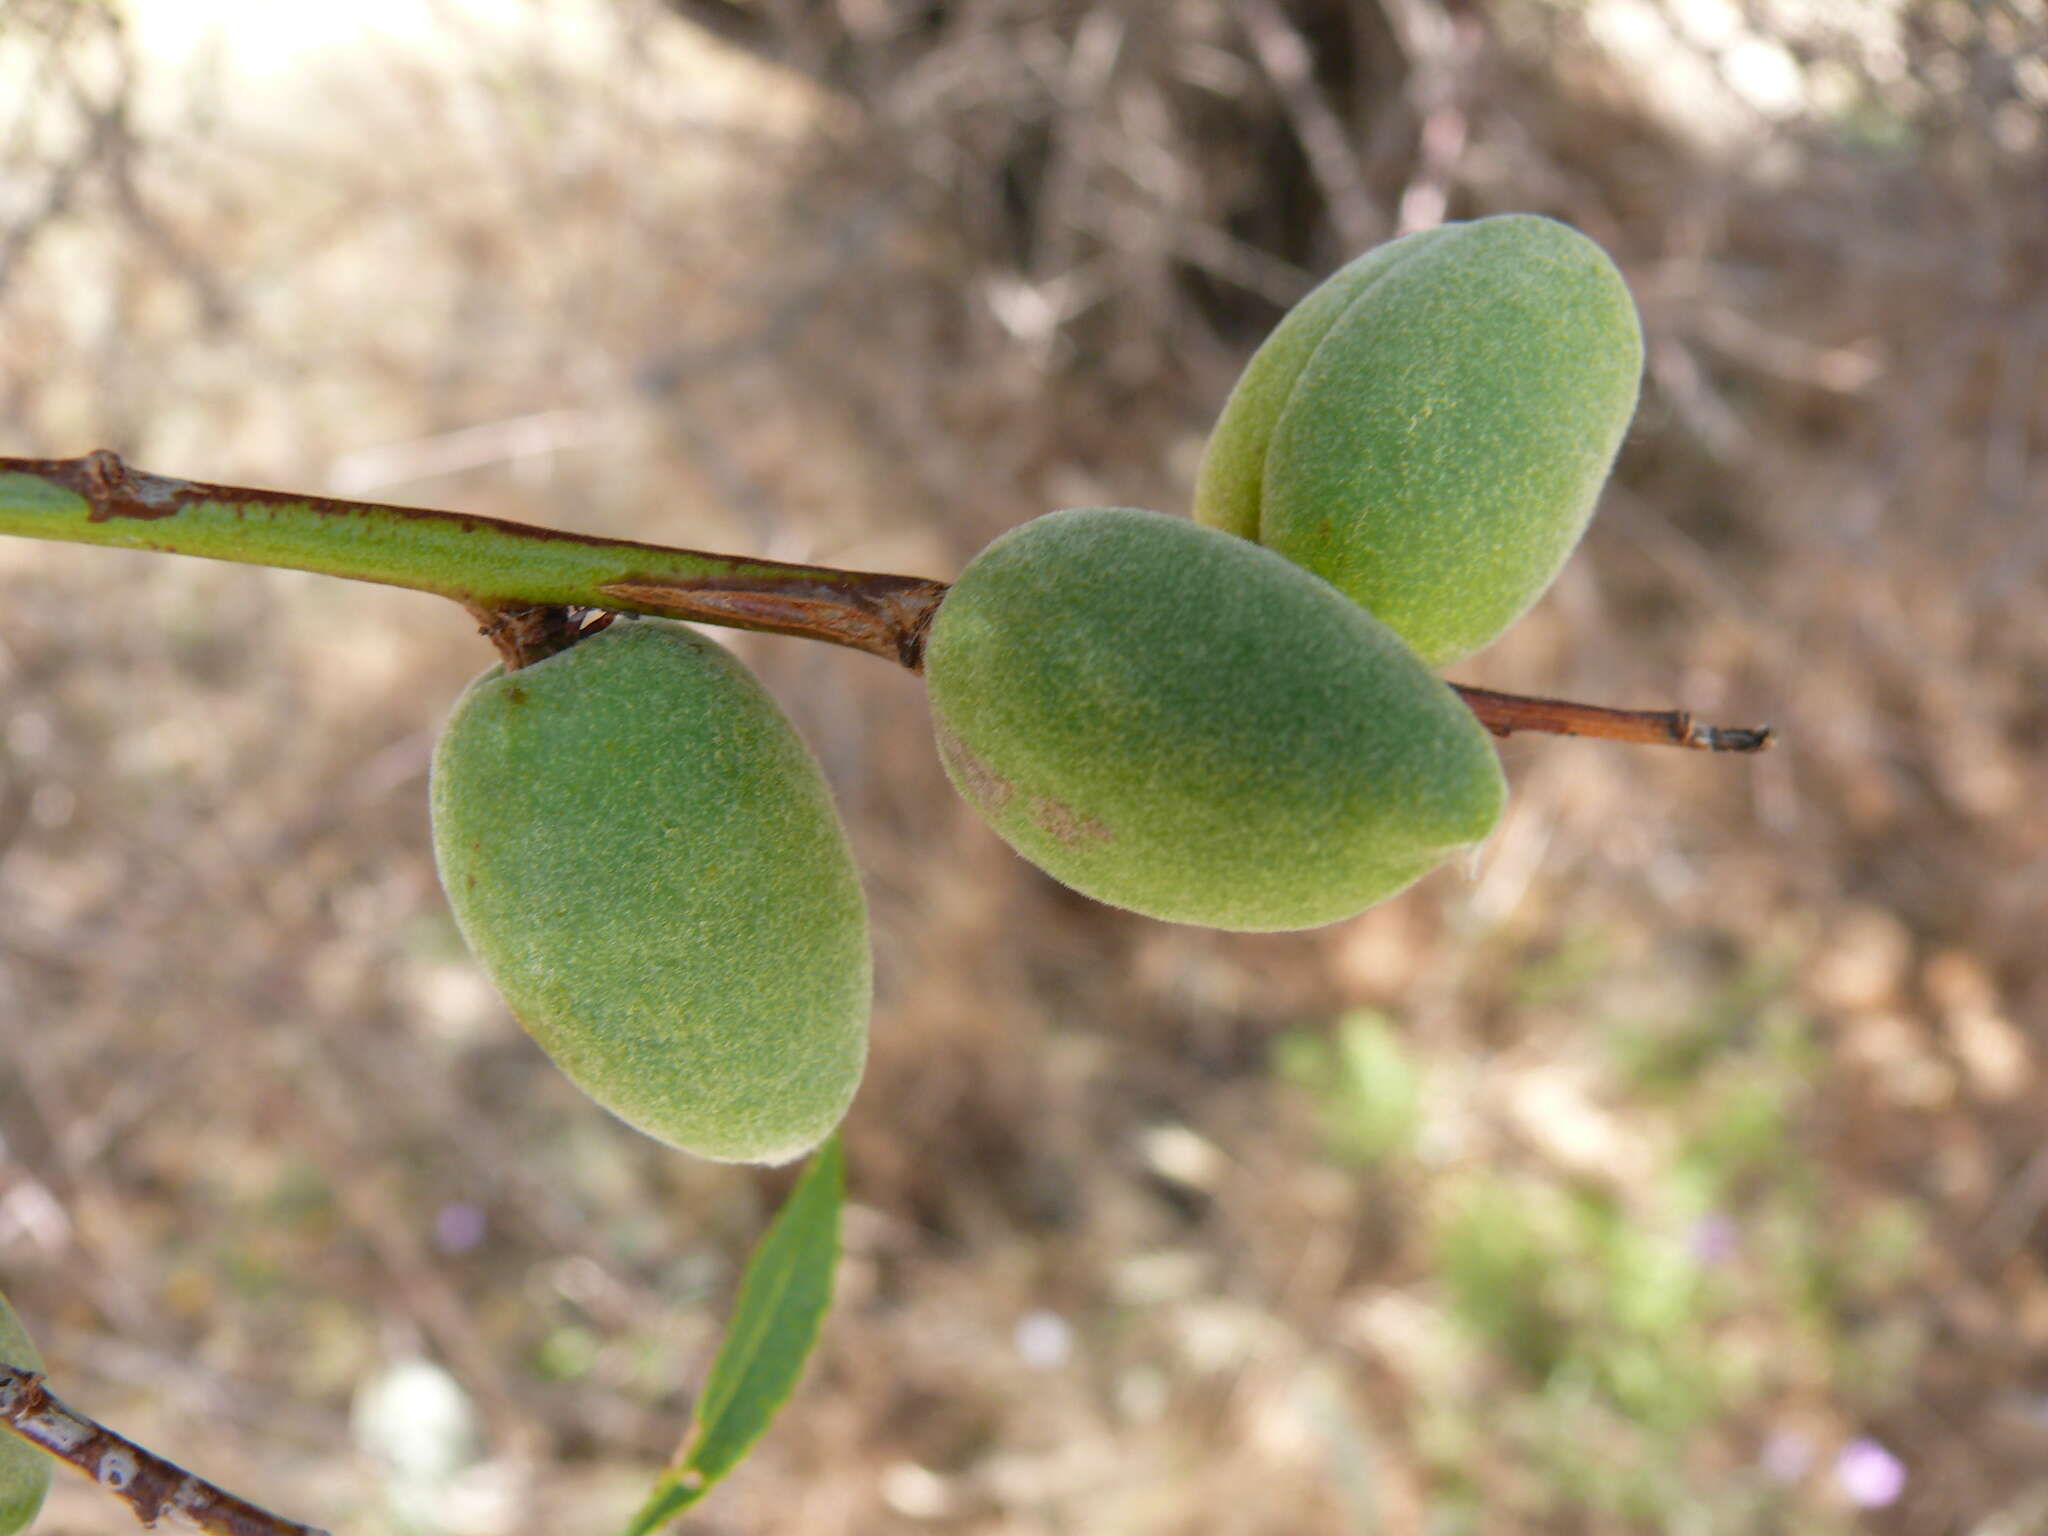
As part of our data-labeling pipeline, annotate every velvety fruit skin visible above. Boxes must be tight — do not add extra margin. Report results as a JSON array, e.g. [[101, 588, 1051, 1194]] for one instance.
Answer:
[[1194, 214, 1644, 666], [431, 621, 870, 1164], [0, 1287, 51, 1536], [924, 508, 1505, 931]]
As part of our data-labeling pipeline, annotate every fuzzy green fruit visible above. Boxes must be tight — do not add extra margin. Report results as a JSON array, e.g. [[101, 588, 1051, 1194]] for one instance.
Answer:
[[1194, 214, 1644, 666], [431, 621, 870, 1164], [0, 1288, 51, 1536], [924, 508, 1505, 931]]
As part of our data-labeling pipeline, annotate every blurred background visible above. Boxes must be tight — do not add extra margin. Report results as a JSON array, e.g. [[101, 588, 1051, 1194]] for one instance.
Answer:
[[0, 0, 2042, 1531]]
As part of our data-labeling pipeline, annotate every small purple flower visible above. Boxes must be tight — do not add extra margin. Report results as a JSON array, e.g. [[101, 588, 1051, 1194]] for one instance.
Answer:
[[434, 1201, 487, 1254], [1687, 1213, 1739, 1266], [1835, 1437, 1906, 1508]]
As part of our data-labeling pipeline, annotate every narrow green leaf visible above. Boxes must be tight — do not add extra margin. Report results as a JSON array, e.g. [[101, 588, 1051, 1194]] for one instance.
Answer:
[[617, 1136, 844, 1536], [684, 1137, 843, 1479]]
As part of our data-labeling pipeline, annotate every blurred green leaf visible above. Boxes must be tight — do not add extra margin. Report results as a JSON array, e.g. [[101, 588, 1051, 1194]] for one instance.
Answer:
[[535, 1324, 600, 1382], [1509, 928, 1613, 1008], [1275, 1010, 1421, 1166], [1604, 959, 1799, 1094], [1437, 1177, 1564, 1378], [617, 1136, 844, 1536]]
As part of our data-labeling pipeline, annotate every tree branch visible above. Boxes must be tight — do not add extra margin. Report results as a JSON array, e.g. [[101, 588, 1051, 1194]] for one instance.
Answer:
[[0, 450, 945, 667], [0, 1363, 330, 1536], [0, 450, 1773, 748]]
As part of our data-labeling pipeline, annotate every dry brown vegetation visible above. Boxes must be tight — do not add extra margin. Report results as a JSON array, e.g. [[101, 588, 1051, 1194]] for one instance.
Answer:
[[1, 0, 2044, 1531]]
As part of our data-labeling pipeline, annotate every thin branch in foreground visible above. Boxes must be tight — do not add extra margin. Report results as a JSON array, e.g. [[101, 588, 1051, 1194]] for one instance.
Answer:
[[1452, 685, 1774, 752], [0, 1363, 330, 1536]]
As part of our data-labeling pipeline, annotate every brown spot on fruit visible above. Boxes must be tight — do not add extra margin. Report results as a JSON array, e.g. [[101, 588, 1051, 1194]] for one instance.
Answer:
[[934, 723, 1013, 814], [1029, 796, 1112, 846]]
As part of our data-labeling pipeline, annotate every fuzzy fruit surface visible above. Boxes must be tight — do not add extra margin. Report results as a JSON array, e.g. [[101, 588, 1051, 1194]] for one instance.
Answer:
[[1194, 214, 1644, 666], [431, 621, 870, 1164], [924, 508, 1505, 931], [0, 1288, 50, 1536]]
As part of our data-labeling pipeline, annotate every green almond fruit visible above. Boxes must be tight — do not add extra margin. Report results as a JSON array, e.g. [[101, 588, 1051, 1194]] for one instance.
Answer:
[[1194, 213, 1644, 666], [923, 507, 1504, 931], [431, 621, 870, 1164], [0, 1288, 51, 1536]]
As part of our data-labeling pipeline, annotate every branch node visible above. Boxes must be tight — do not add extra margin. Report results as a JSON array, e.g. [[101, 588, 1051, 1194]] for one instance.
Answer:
[[465, 603, 586, 670], [80, 447, 128, 496]]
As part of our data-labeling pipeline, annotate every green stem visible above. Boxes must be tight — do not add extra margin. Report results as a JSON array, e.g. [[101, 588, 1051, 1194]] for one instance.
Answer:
[[0, 450, 948, 668]]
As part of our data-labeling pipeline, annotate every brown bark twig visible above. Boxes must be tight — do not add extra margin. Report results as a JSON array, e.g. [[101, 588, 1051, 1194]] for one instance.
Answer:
[[0, 1363, 330, 1536], [1452, 685, 1772, 752]]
